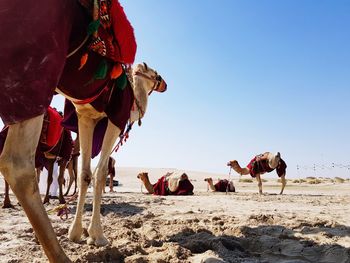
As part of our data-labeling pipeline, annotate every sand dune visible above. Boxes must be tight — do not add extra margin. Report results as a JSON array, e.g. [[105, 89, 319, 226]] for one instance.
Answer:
[[0, 168, 349, 262]]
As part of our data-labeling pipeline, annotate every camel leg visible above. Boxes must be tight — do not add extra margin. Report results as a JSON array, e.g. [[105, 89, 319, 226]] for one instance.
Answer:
[[36, 168, 41, 184], [279, 174, 286, 195], [87, 120, 121, 246], [68, 116, 96, 243], [109, 174, 114, 192], [2, 180, 14, 209], [43, 159, 54, 204], [57, 160, 67, 204], [64, 160, 74, 196], [137, 173, 154, 194], [0, 114, 70, 262], [255, 173, 263, 194]]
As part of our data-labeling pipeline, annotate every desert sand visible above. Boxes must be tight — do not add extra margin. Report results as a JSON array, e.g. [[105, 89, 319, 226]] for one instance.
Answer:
[[0, 168, 349, 263]]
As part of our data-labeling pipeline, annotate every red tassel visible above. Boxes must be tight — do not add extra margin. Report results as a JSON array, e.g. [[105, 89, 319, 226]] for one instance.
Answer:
[[110, 64, 123, 79], [110, 1, 137, 64], [78, 53, 89, 70]]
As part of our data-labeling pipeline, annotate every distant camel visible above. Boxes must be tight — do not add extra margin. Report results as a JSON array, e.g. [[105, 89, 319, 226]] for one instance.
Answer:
[[102, 156, 116, 193], [227, 152, 287, 194]]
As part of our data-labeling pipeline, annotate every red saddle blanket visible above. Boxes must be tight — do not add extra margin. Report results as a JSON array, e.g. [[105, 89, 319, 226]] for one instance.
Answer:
[[41, 106, 63, 148], [152, 176, 194, 196]]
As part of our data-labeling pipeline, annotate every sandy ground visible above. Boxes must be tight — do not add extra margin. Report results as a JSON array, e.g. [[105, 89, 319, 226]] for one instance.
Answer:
[[0, 168, 349, 263]]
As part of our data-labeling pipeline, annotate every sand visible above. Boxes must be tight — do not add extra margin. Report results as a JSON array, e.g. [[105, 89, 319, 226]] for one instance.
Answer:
[[0, 168, 349, 263]]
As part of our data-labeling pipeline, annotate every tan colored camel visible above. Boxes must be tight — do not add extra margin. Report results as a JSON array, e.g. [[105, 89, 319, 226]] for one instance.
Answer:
[[227, 152, 287, 194], [56, 63, 166, 247]]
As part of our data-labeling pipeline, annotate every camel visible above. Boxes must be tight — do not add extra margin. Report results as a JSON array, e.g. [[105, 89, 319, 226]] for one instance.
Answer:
[[42, 128, 73, 204], [0, 1, 157, 261], [1, 108, 74, 206], [204, 177, 235, 192], [227, 152, 287, 194], [3, 129, 72, 208], [59, 63, 166, 247]]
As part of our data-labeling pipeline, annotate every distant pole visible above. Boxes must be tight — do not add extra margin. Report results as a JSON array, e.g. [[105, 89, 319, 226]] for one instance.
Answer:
[[313, 164, 316, 177]]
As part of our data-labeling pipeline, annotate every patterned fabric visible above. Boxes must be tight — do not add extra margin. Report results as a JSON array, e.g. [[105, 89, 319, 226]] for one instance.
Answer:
[[87, 0, 136, 64], [0, 112, 73, 165], [152, 176, 194, 196], [44, 107, 63, 148], [247, 156, 286, 178], [61, 81, 134, 158], [214, 179, 235, 192]]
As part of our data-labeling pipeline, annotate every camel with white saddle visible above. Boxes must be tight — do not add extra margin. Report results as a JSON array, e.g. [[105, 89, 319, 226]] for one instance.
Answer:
[[227, 152, 287, 194]]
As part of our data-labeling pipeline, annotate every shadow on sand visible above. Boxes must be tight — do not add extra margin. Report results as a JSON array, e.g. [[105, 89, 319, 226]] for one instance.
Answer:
[[167, 224, 350, 263]]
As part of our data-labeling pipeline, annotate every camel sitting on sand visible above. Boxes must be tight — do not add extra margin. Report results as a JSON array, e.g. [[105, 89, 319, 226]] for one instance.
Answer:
[[137, 172, 194, 196], [227, 152, 287, 194], [205, 178, 235, 193]]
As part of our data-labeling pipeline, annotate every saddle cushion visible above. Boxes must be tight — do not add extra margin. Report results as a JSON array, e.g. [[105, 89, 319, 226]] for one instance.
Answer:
[[45, 107, 63, 148], [152, 176, 194, 196]]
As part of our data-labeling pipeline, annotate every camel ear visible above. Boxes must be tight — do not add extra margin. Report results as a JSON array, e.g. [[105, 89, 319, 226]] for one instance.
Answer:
[[143, 62, 148, 71]]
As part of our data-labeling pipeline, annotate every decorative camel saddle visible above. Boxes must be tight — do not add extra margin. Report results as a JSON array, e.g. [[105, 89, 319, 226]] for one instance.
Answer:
[[78, 0, 137, 67]]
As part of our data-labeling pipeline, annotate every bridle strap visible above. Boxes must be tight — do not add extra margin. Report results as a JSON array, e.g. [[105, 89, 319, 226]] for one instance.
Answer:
[[134, 71, 161, 93]]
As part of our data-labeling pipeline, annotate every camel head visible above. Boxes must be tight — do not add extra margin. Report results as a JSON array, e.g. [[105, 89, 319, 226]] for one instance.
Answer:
[[129, 63, 167, 123]]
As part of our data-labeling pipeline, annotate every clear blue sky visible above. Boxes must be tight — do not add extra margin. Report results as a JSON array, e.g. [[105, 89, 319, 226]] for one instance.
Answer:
[[6, 1, 350, 178]]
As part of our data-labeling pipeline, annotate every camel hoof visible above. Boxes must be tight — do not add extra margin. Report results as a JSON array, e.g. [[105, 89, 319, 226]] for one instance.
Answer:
[[43, 199, 50, 205], [68, 224, 83, 243], [87, 236, 109, 247]]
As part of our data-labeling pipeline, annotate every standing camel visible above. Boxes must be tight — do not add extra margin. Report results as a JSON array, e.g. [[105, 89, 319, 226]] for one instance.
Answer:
[[1, 110, 73, 207], [227, 152, 287, 194], [0, 0, 166, 261], [41, 128, 73, 204]]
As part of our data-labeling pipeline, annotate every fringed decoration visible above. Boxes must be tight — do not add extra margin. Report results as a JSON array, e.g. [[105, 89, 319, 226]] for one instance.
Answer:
[[78, 53, 89, 70], [115, 72, 127, 90], [94, 59, 109, 80], [110, 63, 123, 79], [87, 20, 100, 36], [110, 0, 137, 64]]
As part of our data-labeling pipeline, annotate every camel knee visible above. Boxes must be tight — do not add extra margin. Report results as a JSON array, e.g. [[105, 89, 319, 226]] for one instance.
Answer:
[[79, 170, 92, 187]]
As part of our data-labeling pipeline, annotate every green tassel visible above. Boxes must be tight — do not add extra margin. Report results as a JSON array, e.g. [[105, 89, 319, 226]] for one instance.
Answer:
[[87, 19, 100, 36], [116, 72, 127, 90], [84, 59, 109, 86], [94, 59, 109, 80]]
